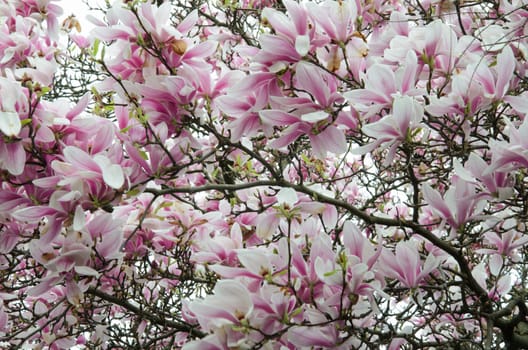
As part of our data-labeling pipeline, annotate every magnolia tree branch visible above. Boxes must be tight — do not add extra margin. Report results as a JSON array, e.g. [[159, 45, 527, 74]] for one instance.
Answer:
[[86, 287, 205, 338], [1, 0, 527, 348]]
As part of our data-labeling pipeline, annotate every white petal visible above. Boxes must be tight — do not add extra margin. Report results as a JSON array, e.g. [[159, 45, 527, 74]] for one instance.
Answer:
[[94, 155, 125, 189], [73, 206, 85, 231], [103, 164, 124, 189], [489, 254, 503, 276], [74, 265, 100, 277], [295, 34, 310, 56], [0, 111, 21, 136], [453, 158, 475, 183], [277, 187, 298, 206], [301, 110, 328, 123]]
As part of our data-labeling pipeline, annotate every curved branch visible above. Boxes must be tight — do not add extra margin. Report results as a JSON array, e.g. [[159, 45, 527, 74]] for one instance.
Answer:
[[86, 287, 206, 338]]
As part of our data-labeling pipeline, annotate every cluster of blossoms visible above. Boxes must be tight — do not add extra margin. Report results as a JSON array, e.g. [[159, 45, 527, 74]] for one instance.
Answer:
[[1, 0, 528, 348]]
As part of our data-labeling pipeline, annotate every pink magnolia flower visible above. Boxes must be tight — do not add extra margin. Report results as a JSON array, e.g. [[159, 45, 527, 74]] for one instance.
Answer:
[[210, 247, 278, 291], [354, 95, 424, 165], [307, 0, 357, 43], [422, 177, 486, 236], [0, 77, 27, 137], [257, 0, 314, 66], [472, 45, 515, 101], [454, 153, 513, 199], [344, 51, 422, 118], [51, 145, 125, 190], [12, 190, 80, 244], [191, 222, 243, 265], [84, 212, 124, 263], [188, 280, 253, 332], [486, 118, 528, 174], [250, 284, 298, 335], [380, 240, 440, 288], [478, 231, 528, 275], [216, 72, 278, 142], [16, 0, 63, 41], [471, 262, 513, 301], [426, 45, 515, 118], [260, 68, 347, 161], [342, 221, 382, 269]]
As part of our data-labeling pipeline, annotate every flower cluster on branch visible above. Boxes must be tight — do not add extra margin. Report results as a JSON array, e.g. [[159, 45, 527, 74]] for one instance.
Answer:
[[1, 0, 528, 348]]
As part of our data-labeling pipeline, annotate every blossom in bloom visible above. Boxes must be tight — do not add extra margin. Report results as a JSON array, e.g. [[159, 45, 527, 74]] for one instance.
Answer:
[[478, 231, 528, 275], [354, 95, 424, 165], [188, 280, 253, 332], [380, 240, 440, 288], [257, 0, 314, 66], [422, 176, 486, 236], [0, 77, 25, 137]]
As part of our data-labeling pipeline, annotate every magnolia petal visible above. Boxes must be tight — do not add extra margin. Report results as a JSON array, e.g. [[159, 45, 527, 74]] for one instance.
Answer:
[[256, 213, 280, 240], [496, 274, 512, 296], [301, 110, 328, 123], [73, 206, 85, 231], [295, 34, 310, 56], [505, 94, 528, 114], [453, 158, 476, 183], [74, 265, 100, 277], [94, 155, 125, 189], [5, 142, 25, 175], [276, 187, 298, 206], [496, 45, 515, 99], [237, 250, 271, 276], [489, 254, 503, 276], [102, 164, 125, 189], [65, 280, 83, 306], [422, 184, 453, 223], [0, 111, 21, 136], [177, 9, 198, 34]]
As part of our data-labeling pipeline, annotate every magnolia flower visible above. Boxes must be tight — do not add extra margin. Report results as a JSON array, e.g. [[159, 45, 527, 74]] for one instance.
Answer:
[[380, 240, 439, 288], [258, 0, 313, 64], [353, 95, 424, 165], [423, 177, 486, 236], [478, 231, 528, 275], [188, 280, 254, 332], [0, 78, 25, 137]]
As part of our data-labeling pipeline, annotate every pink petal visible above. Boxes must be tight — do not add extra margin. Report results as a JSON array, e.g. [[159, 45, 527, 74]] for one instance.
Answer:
[[4, 142, 25, 175], [495, 45, 515, 98], [422, 184, 453, 223], [259, 110, 300, 125]]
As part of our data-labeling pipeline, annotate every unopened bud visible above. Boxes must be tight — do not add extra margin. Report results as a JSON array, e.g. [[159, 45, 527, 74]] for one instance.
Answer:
[[170, 39, 187, 55]]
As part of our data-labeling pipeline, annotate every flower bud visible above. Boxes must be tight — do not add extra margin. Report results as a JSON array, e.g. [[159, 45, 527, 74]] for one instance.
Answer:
[[170, 39, 187, 55]]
